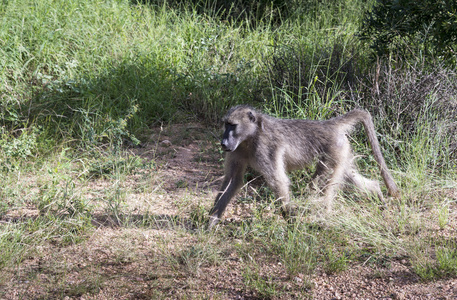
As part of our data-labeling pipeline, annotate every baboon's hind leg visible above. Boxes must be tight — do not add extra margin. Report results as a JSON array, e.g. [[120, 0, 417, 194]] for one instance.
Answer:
[[321, 162, 347, 212], [307, 158, 345, 212], [344, 168, 384, 203], [309, 160, 330, 197], [318, 140, 354, 212]]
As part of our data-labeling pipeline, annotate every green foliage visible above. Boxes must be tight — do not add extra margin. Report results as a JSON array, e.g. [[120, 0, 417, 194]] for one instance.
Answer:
[[0, 0, 269, 146], [140, 0, 291, 26], [234, 216, 316, 278], [263, 39, 359, 119], [174, 242, 223, 275], [0, 0, 456, 295], [0, 127, 38, 159], [189, 202, 208, 227], [37, 179, 83, 216], [360, 0, 457, 64], [322, 246, 350, 274], [0, 0, 378, 149], [360, 58, 457, 171], [412, 241, 457, 281], [0, 224, 29, 267], [261, 0, 372, 120], [242, 262, 284, 298], [436, 246, 457, 276], [29, 214, 93, 246], [84, 153, 144, 179], [274, 225, 316, 276]]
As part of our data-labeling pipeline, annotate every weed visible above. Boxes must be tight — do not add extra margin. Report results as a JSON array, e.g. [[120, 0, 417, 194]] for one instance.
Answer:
[[322, 246, 350, 274], [0, 127, 39, 159], [264, 39, 359, 120], [176, 243, 221, 275], [175, 179, 189, 189], [436, 244, 457, 277], [242, 262, 283, 299], [234, 215, 317, 278], [104, 182, 128, 225], [0, 224, 29, 268], [189, 202, 208, 228], [163, 230, 224, 278], [437, 199, 450, 230], [84, 153, 144, 179], [277, 225, 316, 276]]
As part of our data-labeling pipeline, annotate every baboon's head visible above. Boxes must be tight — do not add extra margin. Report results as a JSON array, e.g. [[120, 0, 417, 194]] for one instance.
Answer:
[[221, 105, 259, 152]]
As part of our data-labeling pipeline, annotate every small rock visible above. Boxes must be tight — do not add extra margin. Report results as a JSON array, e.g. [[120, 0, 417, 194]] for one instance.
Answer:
[[160, 139, 172, 147], [391, 292, 405, 300]]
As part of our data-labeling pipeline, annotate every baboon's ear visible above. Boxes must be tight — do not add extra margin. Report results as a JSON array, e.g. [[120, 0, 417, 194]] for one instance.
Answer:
[[254, 113, 264, 130], [248, 111, 256, 122]]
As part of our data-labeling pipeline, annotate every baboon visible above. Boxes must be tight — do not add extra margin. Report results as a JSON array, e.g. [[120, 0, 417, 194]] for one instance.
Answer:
[[208, 105, 400, 228]]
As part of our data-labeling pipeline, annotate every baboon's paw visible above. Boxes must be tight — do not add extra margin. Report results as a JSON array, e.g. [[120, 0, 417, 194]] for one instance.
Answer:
[[280, 202, 299, 219], [208, 215, 220, 229]]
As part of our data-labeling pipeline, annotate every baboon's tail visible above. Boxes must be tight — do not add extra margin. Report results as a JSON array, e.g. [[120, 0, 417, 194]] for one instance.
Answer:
[[344, 109, 400, 198]]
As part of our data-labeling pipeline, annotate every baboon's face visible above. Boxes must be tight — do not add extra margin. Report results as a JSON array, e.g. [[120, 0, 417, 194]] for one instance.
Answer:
[[221, 107, 258, 152]]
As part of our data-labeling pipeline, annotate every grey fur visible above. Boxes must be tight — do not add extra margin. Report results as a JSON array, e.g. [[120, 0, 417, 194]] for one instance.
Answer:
[[209, 105, 400, 228]]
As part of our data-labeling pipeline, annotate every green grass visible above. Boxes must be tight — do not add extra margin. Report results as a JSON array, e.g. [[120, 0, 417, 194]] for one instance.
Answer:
[[1, 0, 456, 298], [1, 0, 374, 147]]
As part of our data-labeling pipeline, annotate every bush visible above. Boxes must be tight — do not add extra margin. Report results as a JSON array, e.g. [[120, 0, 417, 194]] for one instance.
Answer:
[[360, 0, 457, 64], [263, 39, 362, 118], [135, 0, 291, 26], [360, 58, 457, 169]]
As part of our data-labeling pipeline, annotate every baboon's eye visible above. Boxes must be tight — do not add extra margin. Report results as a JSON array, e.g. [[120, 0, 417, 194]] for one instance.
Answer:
[[248, 111, 256, 122]]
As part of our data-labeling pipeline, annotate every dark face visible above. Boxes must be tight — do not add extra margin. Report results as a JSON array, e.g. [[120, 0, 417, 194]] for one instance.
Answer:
[[221, 123, 239, 152], [220, 106, 259, 152]]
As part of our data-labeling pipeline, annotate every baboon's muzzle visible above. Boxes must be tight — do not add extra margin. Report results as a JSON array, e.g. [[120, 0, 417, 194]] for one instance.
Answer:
[[221, 140, 229, 151], [220, 139, 234, 152]]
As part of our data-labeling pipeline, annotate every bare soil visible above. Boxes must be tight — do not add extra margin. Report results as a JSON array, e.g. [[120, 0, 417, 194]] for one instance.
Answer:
[[1, 124, 456, 299]]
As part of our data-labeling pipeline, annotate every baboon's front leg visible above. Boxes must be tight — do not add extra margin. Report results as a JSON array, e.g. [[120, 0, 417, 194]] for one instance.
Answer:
[[262, 160, 295, 216], [208, 157, 247, 228]]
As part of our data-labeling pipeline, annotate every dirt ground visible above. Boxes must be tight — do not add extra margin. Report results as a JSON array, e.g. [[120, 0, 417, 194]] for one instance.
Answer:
[[1, 124, 457, 299]]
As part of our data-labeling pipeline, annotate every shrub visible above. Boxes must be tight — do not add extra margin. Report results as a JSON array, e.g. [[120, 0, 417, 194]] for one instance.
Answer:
[[360, 0, 457, 64], [360, 58, 457, 169], [136, 0, 290, 26], [263, 39, 362, 118]]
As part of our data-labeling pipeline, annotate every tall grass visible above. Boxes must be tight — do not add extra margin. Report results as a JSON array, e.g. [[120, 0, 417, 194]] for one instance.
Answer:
[[1, 0, 264, 147], [1, 0, 456, 297], [1, 0, 374, 148]]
